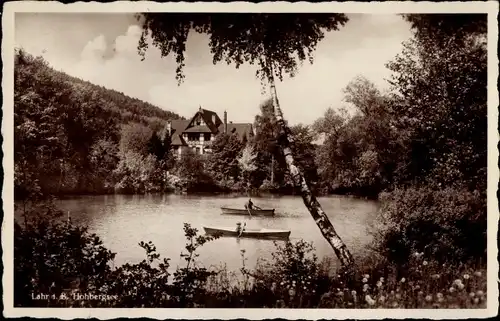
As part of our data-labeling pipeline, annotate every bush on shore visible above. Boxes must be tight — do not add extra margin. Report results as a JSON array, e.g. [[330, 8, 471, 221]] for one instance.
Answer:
[[372, 186, 486, 266]]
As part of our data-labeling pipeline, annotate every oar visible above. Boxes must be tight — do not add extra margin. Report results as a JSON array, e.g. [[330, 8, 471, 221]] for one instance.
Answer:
[[246, 206, 253, 218]]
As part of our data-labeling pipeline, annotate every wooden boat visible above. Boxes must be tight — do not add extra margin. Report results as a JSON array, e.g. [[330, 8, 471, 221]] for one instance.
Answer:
[[220, 207, 275, 216], [204, 226, 290, 240]]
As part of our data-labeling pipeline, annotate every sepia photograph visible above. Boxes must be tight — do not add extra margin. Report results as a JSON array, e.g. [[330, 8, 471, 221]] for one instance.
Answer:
[[2, 1, 498, 319]]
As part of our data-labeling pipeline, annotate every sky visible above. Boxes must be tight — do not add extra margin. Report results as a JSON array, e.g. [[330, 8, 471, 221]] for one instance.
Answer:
[[14, 13, 413, 125]]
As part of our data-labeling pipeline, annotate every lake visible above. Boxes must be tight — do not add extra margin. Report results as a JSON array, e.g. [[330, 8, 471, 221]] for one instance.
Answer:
[[52, 194, 379, 273]]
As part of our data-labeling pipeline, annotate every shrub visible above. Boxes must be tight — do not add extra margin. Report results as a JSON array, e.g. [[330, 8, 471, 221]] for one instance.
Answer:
[[14, 200, 116, 307], [372, 186, 486, 265]]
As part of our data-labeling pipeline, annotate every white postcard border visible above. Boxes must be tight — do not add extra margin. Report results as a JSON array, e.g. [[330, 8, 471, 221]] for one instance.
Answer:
[[2, 1, 499, 319]]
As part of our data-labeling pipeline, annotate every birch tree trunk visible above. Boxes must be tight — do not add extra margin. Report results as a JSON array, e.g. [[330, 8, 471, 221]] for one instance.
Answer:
[[266, 64, 354, 270]]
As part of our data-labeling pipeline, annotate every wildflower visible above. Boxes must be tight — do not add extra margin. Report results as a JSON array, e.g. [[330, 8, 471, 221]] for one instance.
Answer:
[[453, 279, 462, 286], [463, 274, 470, 280], [431, 274, 441, 280], [449, 287, 456, 293], [376, 281, 382, 288], [312, 290, 315, 293], [362, 277, 368, 283], [474, 271, 482, 277], [437, 293, 444, 302], [351, 290, 357, 296], [337, 291, 344, 297], [422, 260, 428, 266], [288, 288, 296, 297], [364, 274, 370, 279], [379, 277, 384, 283], [378, 295, 386, 303], [365, 295, 376, 306], [457, 283, 465, 290], [476, 290, 484, 296], [473, 298, 480, 304], [280, 281, 284, 286], [414, 285, 421, 290], [303, 286, 307, 290], [271, 282, 277, 292], [395, 293, 401, 299], [418, 291, 424, 296], [400, 277, 406, 283], [392, 302, 398, 308], [469, 292, 475, 298], [425, 295, 432, 302]]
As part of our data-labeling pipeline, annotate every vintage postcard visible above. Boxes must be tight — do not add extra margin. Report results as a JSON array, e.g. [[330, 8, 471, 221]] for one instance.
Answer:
[[2, 1, 499, 319]]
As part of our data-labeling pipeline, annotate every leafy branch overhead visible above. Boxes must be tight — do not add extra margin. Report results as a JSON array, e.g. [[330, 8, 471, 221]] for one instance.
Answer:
[[137, 13, 349, 83]]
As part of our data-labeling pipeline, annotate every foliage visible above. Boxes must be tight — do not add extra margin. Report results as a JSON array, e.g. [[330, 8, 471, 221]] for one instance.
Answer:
[[372, 186, 486, 265], [237, 145, 258, 173], [14, 200, 116, 307], [138, 13, 348, 84], [113, 151, 162, 194], [313, 77, 399, 198], [386, 14, 487, 191], [170, 224, 220, 306], [289, 124, 319, 186], [173, 149, 215, 193], [251, 99, 286, 189], [119, 122, 153, 156], [205, 133, 244, 185]]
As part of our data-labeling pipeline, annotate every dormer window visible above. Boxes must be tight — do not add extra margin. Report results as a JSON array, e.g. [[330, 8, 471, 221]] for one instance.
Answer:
[[195, 114, 205, 126]]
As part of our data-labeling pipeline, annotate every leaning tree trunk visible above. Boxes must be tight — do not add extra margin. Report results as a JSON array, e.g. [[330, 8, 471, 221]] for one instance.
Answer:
[[266, 65, 354, 270]]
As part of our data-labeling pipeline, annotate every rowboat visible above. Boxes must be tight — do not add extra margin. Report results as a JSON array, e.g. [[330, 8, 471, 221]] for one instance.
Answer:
[[203, 226, 290, 240], [220, 207, 275, 216]]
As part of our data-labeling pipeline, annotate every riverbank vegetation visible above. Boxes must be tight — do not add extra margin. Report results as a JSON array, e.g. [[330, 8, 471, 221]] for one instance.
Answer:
[[13, 13, 488, 308]]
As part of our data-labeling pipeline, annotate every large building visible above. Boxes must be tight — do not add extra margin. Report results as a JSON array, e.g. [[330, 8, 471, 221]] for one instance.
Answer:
[[167, 107, 253, 155]]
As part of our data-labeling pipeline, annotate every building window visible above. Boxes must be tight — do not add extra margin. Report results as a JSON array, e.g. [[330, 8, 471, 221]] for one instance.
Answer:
[[195, 116, 205, 126], [188, 133, 198, 142], [204, 133, 211, 141]]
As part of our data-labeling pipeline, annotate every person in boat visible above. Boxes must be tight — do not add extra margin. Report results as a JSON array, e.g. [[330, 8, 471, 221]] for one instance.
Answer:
[[236, 222, 246, 237], [246, 198, 254, 210], [245, 198, 262, 211]]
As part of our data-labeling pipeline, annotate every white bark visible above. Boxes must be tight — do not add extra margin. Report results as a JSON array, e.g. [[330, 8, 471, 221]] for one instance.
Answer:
[[267, 65, 354, 269]]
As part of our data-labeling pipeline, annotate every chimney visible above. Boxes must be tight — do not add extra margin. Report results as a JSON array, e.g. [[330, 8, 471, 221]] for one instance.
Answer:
[[223, 110, 227, 134], [166, 121, 172, 136]]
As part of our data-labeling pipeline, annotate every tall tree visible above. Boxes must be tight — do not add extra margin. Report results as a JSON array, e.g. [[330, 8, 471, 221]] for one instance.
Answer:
[[137, 13, 354, 269], [386, 14, 487, 191], [205, 133, 244, 182]]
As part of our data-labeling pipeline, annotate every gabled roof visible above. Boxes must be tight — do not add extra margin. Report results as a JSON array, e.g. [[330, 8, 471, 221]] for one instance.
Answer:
[[218, 123, 254, 140], [185, 108, 222, 133], [184, 125, 213, 133], [170, 119, 189, 146]]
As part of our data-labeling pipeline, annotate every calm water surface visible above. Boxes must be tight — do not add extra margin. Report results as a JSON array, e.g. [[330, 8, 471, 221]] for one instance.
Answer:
[[53, 194, 379, 272]]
